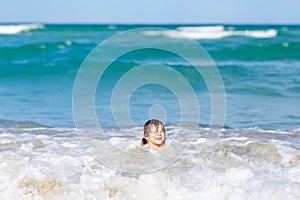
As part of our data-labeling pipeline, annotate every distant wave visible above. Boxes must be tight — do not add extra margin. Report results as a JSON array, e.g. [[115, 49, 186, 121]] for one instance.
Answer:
[[143, 26, 277, 39], [0, 119, 48, 128], [0, 24, 44, 35]]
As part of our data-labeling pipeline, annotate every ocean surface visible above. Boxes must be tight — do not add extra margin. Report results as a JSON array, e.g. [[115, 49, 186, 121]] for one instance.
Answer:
[[0, 24, 299, 199]]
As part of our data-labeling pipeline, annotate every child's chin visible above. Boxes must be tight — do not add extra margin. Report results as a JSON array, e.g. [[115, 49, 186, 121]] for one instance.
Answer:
[[154, 139, 164, 144]]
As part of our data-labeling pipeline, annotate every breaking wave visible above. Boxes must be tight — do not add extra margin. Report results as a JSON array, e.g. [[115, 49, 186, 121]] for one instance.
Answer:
[[143, 26, 277, 39], [0, 24, 44, 35]]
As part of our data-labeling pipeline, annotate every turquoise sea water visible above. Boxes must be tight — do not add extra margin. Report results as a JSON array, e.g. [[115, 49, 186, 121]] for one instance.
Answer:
[[0, 24, 299, 129], [0, 24, 300, 199]]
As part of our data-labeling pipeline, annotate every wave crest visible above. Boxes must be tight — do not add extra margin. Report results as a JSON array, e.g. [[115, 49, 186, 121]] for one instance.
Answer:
[[143, 26, 277, 39], [0, 24, 44, 35]]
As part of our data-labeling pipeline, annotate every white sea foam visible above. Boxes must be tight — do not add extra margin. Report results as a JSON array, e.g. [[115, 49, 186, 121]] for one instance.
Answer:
[[0, 24, 44, 35], [0, 127, 299, 199], [242, 29, 277, 38], [143, 26, 277, 39]]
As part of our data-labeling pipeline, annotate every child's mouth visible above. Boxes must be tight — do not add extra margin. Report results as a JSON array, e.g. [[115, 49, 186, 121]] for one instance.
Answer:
[[155, 137, 162, 140]]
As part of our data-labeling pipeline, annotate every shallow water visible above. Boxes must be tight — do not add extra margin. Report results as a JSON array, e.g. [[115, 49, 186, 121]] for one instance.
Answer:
[[0, 126, 299, 199]]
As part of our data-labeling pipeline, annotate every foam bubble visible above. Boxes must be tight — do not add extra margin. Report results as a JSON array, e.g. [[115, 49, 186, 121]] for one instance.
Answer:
[[65, 40, 72, 46], [283, 42, 289, 47]]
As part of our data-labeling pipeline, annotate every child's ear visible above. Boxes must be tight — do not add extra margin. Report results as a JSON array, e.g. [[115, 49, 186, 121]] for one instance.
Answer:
[[144, 135, 150, 140]]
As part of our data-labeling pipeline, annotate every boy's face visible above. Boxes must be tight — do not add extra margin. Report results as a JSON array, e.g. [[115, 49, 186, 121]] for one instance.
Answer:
[[146, 124, 165, 146]]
